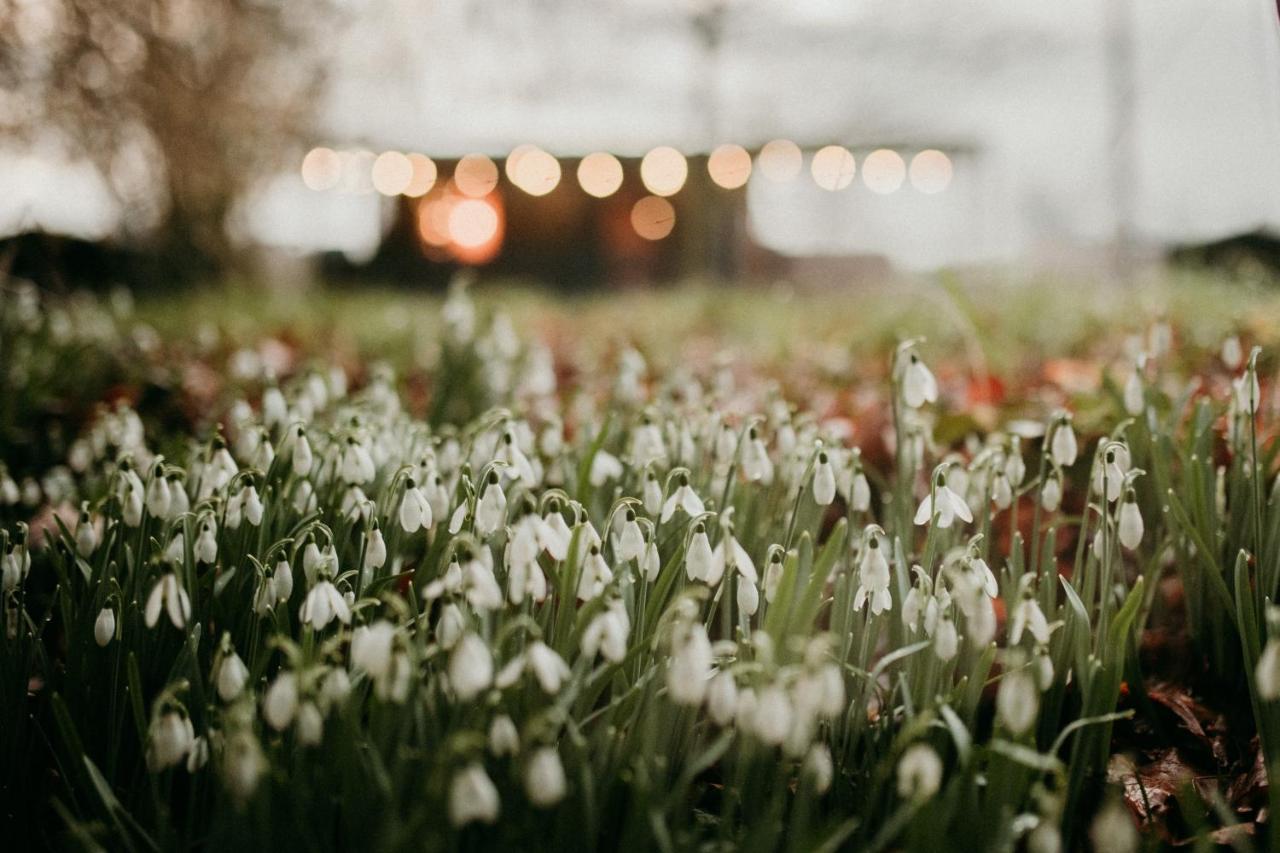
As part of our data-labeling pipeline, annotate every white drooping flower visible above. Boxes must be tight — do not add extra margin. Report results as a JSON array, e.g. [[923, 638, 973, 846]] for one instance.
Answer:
[[741, 428, 774, 484], [273, 559, 294, 603], [615, 509, 645, 563], [299, 580, 351, 630], [475, 473, 507, 537], [661, 473, 705, 522], [913, 475, 973, 529], [1222, 335, 1243, 370], [194, 520, 218, 565], [296, 702, 324, 747], [1050, 416, 1078, 467], [463, 550, 504, 612], [576, 545, 613, 602], [351, 621, 397, 680], [399, 480, 432, 533], [643, 471, 664, 516], [582, 600, 630, 664], [146, 472, 172, 520], [934, 613, 959, 661], [996, 664, 1039, 736], [641, 539, 661, 582], [291, 427, 313, 476], [850, 469, 871, 513], [215, 648, 250, 702], [488, 715, 520, 756], [589, 449, 624, 487], [525, 747, 567, 808], [449, 763, 500, 827], [144, 573, 191, 630], [684, 523, 714, 583], [901, 352, 938, 409], [263, 671, 299, 731], [667, 621, 712, 706], [804, 743, 834, 794], [1040, 473, 1062, 512], [1257, 616, 1280, 701], [707, 672, 739, 725], [340, 437, 375, 485], [1009, 590, 1051, 646], [1118, 493, 1144, 550], [146, 711, 195, 772], [812, 451, 836, 506], [853, 532, 892, 615], [363, 524, 387, 575], [94, 607, 116, 647], [76, 509, 99, 557], [752, 684, 792, 746], [450, 633, 494, 701], [896, 744, 943, 800], [1093, 444, 1129, 503], [497, 641, 571, 695], [630, 417, 667, 469]]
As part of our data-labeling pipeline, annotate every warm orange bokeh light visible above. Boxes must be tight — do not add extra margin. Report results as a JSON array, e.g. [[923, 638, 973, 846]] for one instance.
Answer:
[[455, 154, 499, 198], [640, 146, 687, 197], [509, 146, 561, 196], [631, 195, 676, 240], [708, 143, 752, 189], [403, 154, 438, 197], [577, 152, 624, 198], [371, 151, 413, 196]]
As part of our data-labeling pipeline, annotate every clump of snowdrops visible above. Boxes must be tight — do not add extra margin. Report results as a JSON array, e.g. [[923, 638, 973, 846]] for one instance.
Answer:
[[0, 282, 1276, 852]]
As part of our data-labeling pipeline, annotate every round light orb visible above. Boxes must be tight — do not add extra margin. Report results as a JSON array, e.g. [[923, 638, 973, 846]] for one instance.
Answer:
[[810, 145, 856, 191], [708, 143, 752, 189], [577, 152, 624, 198], [403, 154, 438, 197], [448, 198, 500, 248], [909, 150, 953, 194], [300, 147, 342, 191], [640, 146, 688, 197], [862, 149, 906, 194], [510, 147, 561, 196], [631, 195, 676, 240], [454, 154, 499, 198], [371, 151, 413, 196], [757, 139, 802, 182]]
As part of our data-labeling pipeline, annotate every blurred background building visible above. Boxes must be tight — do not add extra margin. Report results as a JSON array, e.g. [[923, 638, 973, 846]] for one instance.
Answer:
[[2, 0, 1279, 290]]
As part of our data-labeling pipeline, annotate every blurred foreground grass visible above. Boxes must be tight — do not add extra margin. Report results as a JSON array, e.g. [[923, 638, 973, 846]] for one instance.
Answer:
[[135, 268, 1280, 373]]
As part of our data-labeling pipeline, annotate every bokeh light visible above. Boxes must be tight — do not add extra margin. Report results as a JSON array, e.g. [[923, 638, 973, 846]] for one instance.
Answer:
[[909, 150, 953, 194], [707, 143, 752, 189], [504, 144, 537, 184], [810, 145, 856, 191], [640, 146, 687, 197], [448, 198, 500, 247], [338, 150, 376, 194], [371, 151, 413, 196], [454, 154, 499, 198], [757, 139, 802, 182], [862, 149, 906, 194], [577, 152, 624, 198], [300, 147, 342, 191], [631, 195, 676, 240], [403, 154, 438, 197], [509, 146, 561, 196]]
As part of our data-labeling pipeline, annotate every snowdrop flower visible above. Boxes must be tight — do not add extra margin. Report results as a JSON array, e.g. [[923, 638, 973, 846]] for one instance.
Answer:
[[896, 744, 943, 800], [1257, 607, 1280, 701], [707, 672, 739, 726], [76, 509, 98, 557], [215, 646, 250, 702], [1090, 797, 1139, 853], [1050, 415, 1078, 468], [1222, 334, 1243, 370], [291, 427, 313, 477], [351, 621, 397, 680], [94, 607, 116, 647], [1040, 472, 1062, 512], [186, 736, 209, 772], [685, 523, 714, 583], [144, 573, 191, 630], [146, 471, 172, 519], [1123, 364, 1145, 415], [203, 440, 238, 498], [576, 544, 613, 601], [299, 579, 351, 630], [630, 416, 667, 469], [667, 621, 712, 706], [539, 504, 572, 561], [849, 467, 871, 513], [263, 671, 299, 731], [1118, 491, 1144, 550], [340, 437, 375, 484], [934, 613, 959, 661], [296, 702, 324, 747], [1009, 587, 1050, 646], [497, 641, 571, 694], [901, 567, 931, 633], [641, 538, 661, 582], [582, 600, 630, 663], [436, 603, 466, 650], [1, 540, 29, 592], [120, 467, 144, 527], [812, 451, 836, 506], [901, 352, 938, 409], [525, 748, 567, 808], [450, 633, 493, 701], [661, 473, 705, 522], [1034, 646, 1055, 692], [194, 521, 218, 565], [1093, 445, 1128, 502], [804, 743, 833, 794], [853, 531, 892, 615], [740, 428, 774, 484], [1004, 438, 1026, 487], [147, 711, 195, 772], [449, 764, 500, 827], [463, 550, 504, 611], [615, 509, 645, 562], [362, 523, 387, 575], [273, 559, 294, 602], [589, 449, 624, 487], [643, 470, 664, 516], [914, 471, 973, 529], [475, 472, 507, 537], [996, 663, 1039, 735], [496, 429, 536, 484], [488, 715, 520, 756], [753, 684, 792, 745], [398, 479, 432, 533], [763, 550, 784, 603]]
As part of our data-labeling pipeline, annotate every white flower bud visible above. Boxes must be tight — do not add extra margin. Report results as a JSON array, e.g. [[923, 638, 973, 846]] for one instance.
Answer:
[[488, 715, 520, 756], [449, 764, 500, 827], [707, 672, 738, 726], [94, 607, 116, 647], [667, 622, 712, 706], [804, 743, 833, 793], [263, 672, 299, 731], [812, 453, 836, 506], [996, 666, 1039, 735], [449, 633, 493, 701], [146, 711, 194, 772], [1118, 497, 1143, 550], [896, 744, 943, 800], [524, 747, 567, 808], [216, 650, 250, 702]]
